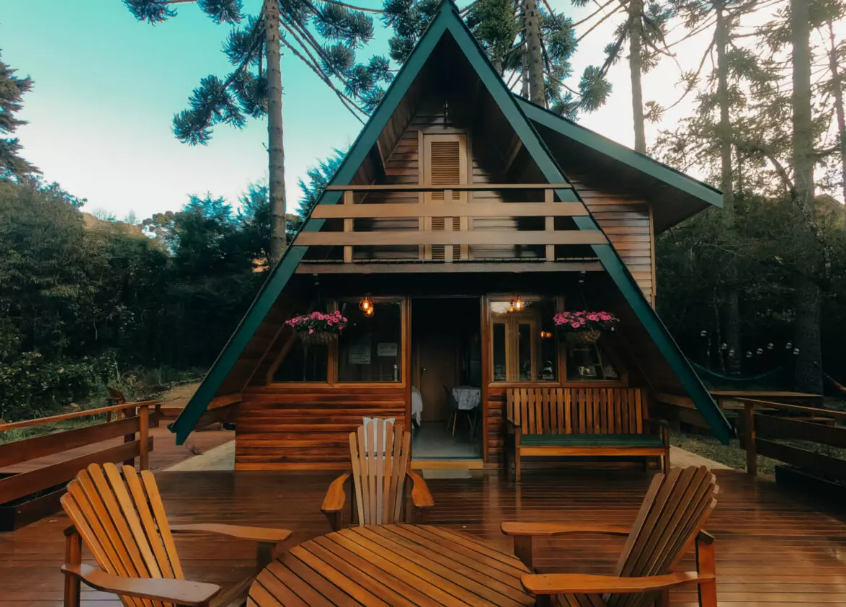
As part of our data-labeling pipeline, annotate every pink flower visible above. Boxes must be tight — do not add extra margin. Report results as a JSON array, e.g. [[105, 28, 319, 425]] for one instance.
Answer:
[[308, 328, 314, 334], [570, 322, 580, 328]]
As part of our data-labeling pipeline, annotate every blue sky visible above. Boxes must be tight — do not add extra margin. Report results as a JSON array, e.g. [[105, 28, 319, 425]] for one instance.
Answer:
[[2, 0, 712, 219]]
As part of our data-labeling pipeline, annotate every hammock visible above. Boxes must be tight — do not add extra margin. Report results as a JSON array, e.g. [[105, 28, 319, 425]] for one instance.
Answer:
[[690, 361, 790, 391]]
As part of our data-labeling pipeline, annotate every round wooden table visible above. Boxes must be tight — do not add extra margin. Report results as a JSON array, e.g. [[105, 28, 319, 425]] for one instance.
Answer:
[[247, 524, 535, 607]]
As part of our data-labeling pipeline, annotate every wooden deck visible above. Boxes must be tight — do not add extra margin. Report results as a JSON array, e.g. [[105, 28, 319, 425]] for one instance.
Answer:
[[1, 467, 844, 606]]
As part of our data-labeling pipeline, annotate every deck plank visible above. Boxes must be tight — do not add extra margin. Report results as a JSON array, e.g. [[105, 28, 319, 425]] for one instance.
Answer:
[[0, 468, 844, 605]]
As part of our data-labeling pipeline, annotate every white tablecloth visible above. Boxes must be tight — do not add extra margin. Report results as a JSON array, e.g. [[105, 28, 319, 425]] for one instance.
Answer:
[[452, 386, 481, 410], [412, 387, 423, 425]]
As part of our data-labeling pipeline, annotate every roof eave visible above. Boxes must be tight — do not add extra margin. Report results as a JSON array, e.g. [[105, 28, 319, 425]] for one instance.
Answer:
[[516, 97, 724, 210]]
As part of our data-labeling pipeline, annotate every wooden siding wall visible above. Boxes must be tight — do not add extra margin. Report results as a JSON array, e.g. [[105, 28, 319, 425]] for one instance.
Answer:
[[567, 173, 655, 304], [347, 94, 561, 261], [234, 386, 407, 470]]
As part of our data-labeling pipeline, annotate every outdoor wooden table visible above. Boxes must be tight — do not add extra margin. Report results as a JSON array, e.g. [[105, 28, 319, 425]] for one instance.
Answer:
[[247, 523, 536, 607]]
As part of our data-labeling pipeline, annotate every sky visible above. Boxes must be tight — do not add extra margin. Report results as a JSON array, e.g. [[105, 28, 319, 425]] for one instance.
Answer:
[[2, 0, 728, 219]]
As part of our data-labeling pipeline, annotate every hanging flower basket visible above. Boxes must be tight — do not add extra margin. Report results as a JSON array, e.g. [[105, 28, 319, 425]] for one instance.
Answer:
[[553, 311, 619, 345], [299, 331, 338, 346], [565, 330, 603, 345], [286, 311, 348, 345]]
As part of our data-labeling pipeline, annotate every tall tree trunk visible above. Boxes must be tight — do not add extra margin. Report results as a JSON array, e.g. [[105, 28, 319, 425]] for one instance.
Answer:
[[265, 0, 287, 266], [522, 0, 546, 106], [791, 0, 823, 394], [715, 3, 742, 375], [628, 0, 646, 153], [521, 38, 529, 98], [828, 21, 846, 204]]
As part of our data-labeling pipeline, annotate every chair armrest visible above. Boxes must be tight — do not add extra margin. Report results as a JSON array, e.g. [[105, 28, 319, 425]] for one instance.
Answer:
[[521, 571, 712, 595], [501, 522, 630, 537], [321, 472, 351, 514], [169, 523, 291, 543], [62, 564, 220, 607], [407, 470, 434, 509]]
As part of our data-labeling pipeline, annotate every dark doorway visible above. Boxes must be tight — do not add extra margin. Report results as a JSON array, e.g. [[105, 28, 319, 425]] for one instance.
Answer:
[[411, 298, 482, 460]]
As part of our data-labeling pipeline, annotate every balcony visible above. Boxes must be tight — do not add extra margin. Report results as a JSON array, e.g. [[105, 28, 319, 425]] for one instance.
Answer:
[[295, 184, 608, 274]]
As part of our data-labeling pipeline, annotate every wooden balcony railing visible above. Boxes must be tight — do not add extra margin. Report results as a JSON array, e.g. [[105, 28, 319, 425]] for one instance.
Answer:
[[299, 184, 606, 264], [0, 400, 161, 507], [737, 398, 846, 480]]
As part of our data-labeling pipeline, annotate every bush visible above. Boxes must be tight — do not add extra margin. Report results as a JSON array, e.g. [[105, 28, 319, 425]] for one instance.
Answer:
[[0, 352, 109, 422]]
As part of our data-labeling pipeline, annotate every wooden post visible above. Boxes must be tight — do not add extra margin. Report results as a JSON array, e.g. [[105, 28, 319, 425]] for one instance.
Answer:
[[343, 190, 353, 263], [139, 404, 150, 471], [123, 406, 137, 467], [696, 532, 718, 607], [256, 542, 275, 569], [444, 189, 453, 263], [63, 527, 82, 607], [744, 402, 757, 476], [512, 535, 533, 570], [545, 188, 555, 262]]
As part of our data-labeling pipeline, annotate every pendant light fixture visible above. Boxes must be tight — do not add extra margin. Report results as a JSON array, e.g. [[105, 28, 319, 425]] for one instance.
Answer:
[[359, 295, 374, 317]]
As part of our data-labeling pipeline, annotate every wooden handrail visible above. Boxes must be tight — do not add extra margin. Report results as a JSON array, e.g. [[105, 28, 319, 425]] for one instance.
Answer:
[[311, 201, 589, 219], [0, 401, 160, 432], [324, 183, 573, 192], [739, 398, 846, 478], [735, 398, 846, 420]]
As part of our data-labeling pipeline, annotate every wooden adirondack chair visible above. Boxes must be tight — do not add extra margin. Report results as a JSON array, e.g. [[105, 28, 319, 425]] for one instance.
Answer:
[[61, 463, 292, 607], [321, 419, 434, 531], [501, 466, 719, 607]]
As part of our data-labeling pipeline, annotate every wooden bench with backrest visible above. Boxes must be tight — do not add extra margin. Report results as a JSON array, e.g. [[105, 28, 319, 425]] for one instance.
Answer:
[[61, 462, 292, 607], [506, 387, 669, 480], [502, 465, 719, 607], [321, 418, 434, 531]]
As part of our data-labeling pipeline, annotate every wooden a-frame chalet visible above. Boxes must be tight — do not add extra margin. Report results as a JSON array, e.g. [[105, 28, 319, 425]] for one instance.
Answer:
[[170, 0, 731, 471]]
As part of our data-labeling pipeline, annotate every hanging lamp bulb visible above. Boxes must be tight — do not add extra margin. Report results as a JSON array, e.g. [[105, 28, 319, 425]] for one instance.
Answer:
[[359, 295, 374, 317]]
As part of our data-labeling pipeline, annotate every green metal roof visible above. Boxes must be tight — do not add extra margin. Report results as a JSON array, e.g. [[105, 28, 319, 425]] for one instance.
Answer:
[[171, 0, 732, 445]]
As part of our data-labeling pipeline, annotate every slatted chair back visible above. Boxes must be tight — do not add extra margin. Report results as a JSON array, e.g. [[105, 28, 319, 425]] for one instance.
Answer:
[[349, 419, 411, 526], [604, 466, 718, 607], [506, 388, 648, 435], [60, 462, 184, 607]]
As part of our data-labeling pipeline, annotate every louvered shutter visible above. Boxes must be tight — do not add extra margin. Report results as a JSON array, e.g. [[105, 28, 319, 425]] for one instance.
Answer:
[[423, 135, 467, 261]]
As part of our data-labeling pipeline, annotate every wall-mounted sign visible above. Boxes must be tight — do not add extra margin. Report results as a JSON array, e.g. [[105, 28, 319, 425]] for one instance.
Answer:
[[377, 342, 398, 357], [348, 343, 371, 365]]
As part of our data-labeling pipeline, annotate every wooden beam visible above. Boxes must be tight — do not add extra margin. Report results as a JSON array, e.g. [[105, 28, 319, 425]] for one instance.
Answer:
[[311, 201, 589, 219], [325, 183, 573, 192], [545, 188, 555, 262], [654, 392, 696, 410], [208, 394, 243, 410], [295, 230, 607, 247], [0, 439, 151, 505], [343, 190, 353, 263], [296, 261, 604, 274]]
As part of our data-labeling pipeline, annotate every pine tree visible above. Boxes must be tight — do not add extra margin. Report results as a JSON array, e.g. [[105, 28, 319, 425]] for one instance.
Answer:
[[385, 0, 608, 116], [572, 0, 673, 150], [0, 51, 38, 179], [824, 19, 846, 204], [790, 0, 823, 393], [124, 0, 390, 264]]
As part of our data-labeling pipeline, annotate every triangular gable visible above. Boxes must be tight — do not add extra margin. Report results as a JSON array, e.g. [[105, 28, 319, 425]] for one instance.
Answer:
[[172, 0, 731, 444]]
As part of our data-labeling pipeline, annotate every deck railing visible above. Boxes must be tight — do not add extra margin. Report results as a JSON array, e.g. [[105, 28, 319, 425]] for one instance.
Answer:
[[0, 400, 161, 506], [737, 398, 846, 480], [300, 184, 606, 263]]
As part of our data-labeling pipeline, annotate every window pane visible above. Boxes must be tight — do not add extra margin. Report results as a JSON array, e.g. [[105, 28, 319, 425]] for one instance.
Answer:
[[338, 301, 402, 383], [274, 341, 328, 382], [493, 323, 506, 381], [567, 341, 619, 381], [518, 323, 532, 381], [489, 297, 557, 383]]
